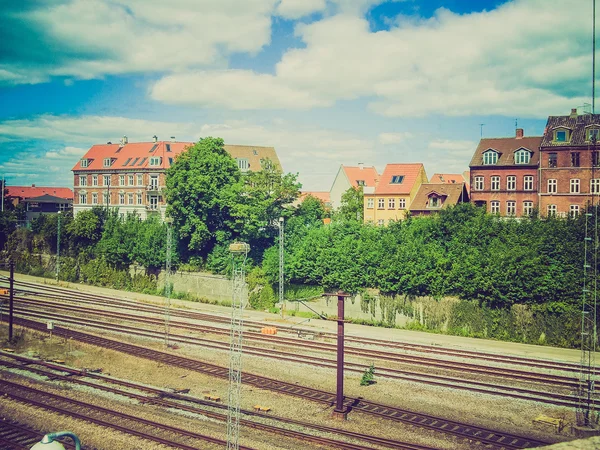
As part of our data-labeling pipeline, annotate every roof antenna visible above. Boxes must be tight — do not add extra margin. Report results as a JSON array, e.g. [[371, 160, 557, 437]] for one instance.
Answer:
[[515, 118, 518, 130], [479, 123, 485, 138]]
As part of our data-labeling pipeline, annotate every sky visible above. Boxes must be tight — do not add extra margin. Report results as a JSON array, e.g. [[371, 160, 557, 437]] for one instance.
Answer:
[[0, 0, 596, 192]]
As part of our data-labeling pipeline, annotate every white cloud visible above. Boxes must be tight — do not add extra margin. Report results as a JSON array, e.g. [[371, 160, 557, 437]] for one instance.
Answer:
[[149, 0, 593, 117], [276, 0, 326, 19], [1, 0, 277, 83], [378, 132, 413, 145]]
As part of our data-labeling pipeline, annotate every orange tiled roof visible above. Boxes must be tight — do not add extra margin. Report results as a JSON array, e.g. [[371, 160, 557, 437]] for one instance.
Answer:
[[374, 163, 424, 195], [72, 141, 281, 172], [6, 185, 73, 200], [300, 191, 331, 204], [430, 173, 466, 184], [342, 166, 379, 188]]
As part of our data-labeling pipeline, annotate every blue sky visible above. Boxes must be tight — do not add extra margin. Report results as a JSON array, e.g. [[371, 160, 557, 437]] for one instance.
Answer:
[[0, 0, 595, 191]]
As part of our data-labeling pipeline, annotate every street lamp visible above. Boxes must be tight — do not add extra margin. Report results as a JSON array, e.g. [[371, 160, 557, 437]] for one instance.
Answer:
[[31, 431, 81, 450], [55, 211, 61, 282], [278, 216, 284, 318]]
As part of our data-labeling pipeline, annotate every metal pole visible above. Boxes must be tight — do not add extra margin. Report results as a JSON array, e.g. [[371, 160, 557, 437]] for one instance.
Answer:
[[164, 218, 173, 347], [279, 216, 284, 318], [1, 176, 4, 213], [8, 260, 14, 341], [55, 212, 61, 282], [333, 290, 350, 419]]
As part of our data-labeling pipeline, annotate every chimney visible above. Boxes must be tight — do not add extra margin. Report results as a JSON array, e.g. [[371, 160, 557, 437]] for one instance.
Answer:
[[516, 128, 524, 139], [570, 108, 578, 118], [31, 184, 35, 188], [358, 162, 364, 170], [170, 136, 176, 142], [122, 135, 128, 145], [153, 135, 158, 143]]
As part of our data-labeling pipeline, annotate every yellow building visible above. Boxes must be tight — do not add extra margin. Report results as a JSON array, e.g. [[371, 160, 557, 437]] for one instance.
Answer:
[[363, 163, 427, 225]]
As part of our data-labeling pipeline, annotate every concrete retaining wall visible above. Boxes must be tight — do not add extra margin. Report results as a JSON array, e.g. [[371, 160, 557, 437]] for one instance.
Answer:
[[156, 270, 233, 303]]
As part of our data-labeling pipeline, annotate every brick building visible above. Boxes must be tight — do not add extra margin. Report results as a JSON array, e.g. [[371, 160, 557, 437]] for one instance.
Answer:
[[469, 129, 542, 217], [72, 138, 281, 219], [539, 109, 600, 217]]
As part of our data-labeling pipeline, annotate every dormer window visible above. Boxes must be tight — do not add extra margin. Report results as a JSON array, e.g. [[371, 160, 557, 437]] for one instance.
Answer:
[[586, 126, 600, 142], [427, 193, 444, 208], [149, 157, 162, 166], [103, 158, 113, 168], [80, 159, 89, 168], [237, 158, 249, 172], [514, 148, 531, 164], [356, 180, 365, 186], [390, 175, 404, 184], [482, 150, 499, 165], [553, 127, 571, 143]]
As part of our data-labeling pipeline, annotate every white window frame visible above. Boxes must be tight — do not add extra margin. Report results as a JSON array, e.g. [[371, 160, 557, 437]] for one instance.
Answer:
[[103, 158, 112, 168], [523, 201, 533, 216], [237, 158, 249, 171], [150, 157, 161, 166], [377, 219, 384, 226], [91, 193, 98, 205], [591, 179, 600, 194], [80, 159, 89, 168], [119, 193, 125, 205], [398, 198, 406, 209], [524, 175, 534, 191], [137, 193, 143, 205], [547, 204, 557, 216], [506, 176, 516, 191], [483, 150, 498, 165], [79, 175, 87, 187], [514, 149, 531, 164], [547, 179, 557, 194], [119, 175, 125, 186], [128, 193, 134, 205], [506, 201, 516, 216], [474, 176, 484, 191], [92, 175, 98, 186], [388, 198, 395, 209], [378, 198, 385, 209], [79, 193, 87, 204], [128, 175, 134, 186], [491, 176, 500, 191], [367, 198, 374, 209], [570, 178, 580, 194], [103, 175, 111, 186], [490, 201, 500, 214], [570, 204, 580, 217]]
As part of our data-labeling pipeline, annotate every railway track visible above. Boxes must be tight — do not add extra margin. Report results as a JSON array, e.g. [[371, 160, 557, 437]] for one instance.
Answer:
[[0, 420, 78, 450], [10, 316, 552, 449], [11, 302, 587, 409], [0, 352, 432, 450], [2, 277, 591, 376]]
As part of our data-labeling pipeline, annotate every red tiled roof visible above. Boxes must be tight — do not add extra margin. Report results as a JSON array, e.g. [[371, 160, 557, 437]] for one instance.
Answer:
[[469, 136, 542, 167], [72, 141, 282, 172], [374, 163, 424, 195], [6, 185, 73, 200], [342, 166, 379, 188], [300, 191, 331, 204], [430, 173, 466, 184]]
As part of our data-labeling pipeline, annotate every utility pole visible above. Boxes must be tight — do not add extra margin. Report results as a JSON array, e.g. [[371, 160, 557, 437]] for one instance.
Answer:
[[8, 260, 14, 342], [164, 217, 173, 347], [227, 242, 250, 450], [1, 176, 4, 213], [278, 216, 284, 318], [55, 211, 61, 282]]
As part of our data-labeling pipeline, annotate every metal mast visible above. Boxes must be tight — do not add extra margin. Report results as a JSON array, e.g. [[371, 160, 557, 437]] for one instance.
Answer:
[[164, 217, 173, 347], [227, 242, 249, 450], [278, 216, 284, 317]]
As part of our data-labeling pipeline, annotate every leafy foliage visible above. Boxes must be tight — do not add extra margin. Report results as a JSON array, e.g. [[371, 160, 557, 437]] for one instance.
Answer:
[[338, 186, 363, 221]]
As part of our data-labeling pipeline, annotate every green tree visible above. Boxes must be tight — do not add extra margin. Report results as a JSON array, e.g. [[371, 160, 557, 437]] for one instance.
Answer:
[[338, 186, 363, 221], [165, 137, 243, 259]]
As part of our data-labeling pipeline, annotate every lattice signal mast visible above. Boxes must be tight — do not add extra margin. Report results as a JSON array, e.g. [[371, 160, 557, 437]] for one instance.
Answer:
[[227, 242, 250, 450], [164, 217, 174, 347]]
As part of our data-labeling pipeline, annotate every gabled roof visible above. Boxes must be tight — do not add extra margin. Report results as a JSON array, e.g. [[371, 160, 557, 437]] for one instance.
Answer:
[[23, 194, 73, 204], [469, 136, 542, 167], [342, 165, 379, 188], [72, 141, 282, 172], [429, 173, 467, 184], [541, 112, 600, 147], [300, 191, 331, 204], [374, 163, 424, 195], [409, 183, 469, 212], [6, 186, 73, 200]]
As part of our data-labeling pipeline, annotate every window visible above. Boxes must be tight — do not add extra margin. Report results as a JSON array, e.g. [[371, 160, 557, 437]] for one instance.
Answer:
[[149, 144, 158, 153], [122, 158, 132, 166], [547, 204, 557, 216], [80, 159, 89, 168], [79, 193, 87, 204], [474, 176, 484, 190], [429, 197, 440, 208], [138, 157, 147, 166], [548, 153, 557, 168], [506, 201, 516, 216], [571, 152, 580, 167], [554, 129, 569, 142], [92, 193, 98, 205], [168, 157, 173, 166], [128, 175, 134, 186], [79, 175, 87, 186], [398, 198, 406, 209], [103, 175, 111, 186], [149, 196, 158, 210], [377, 219, 384, 226], [591, 179, 600, 194], [523, 201, 533, 216], [507, 176, 516, 191], [137, 174, 143, 186], [137, 193, 143, 205], [92, 175, 98, 186], [128, 193, 134, 205], [253, 149, 258, 155], [570, 205, 580, 217], [587, 128, 600, 142], [490, 201, 500, 214], [150, 175, 159, 188], [104, 192, 110, 204], [131, 157, 140, 166], [165, 144, 171, 152], [356, 180, 365, 187], [103, 158, 112, 167], [524, 175, 534, 191], [237, 158, 249, 171], [390, 175, 405, 184], [547, 179, 557, 194], [514, 149, 531, 164], [367, 198, 374, 209], [119, 175, 125, 186], [378, 198, 385, 209], [491, 176, 500, 191], [593, 151, 600, 167], [388, 198, 395, 209], [149, 157, 161, 166], [119, 193, 125, 205], [483, 150, 498, 165], [570, 179, 580, 193]]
